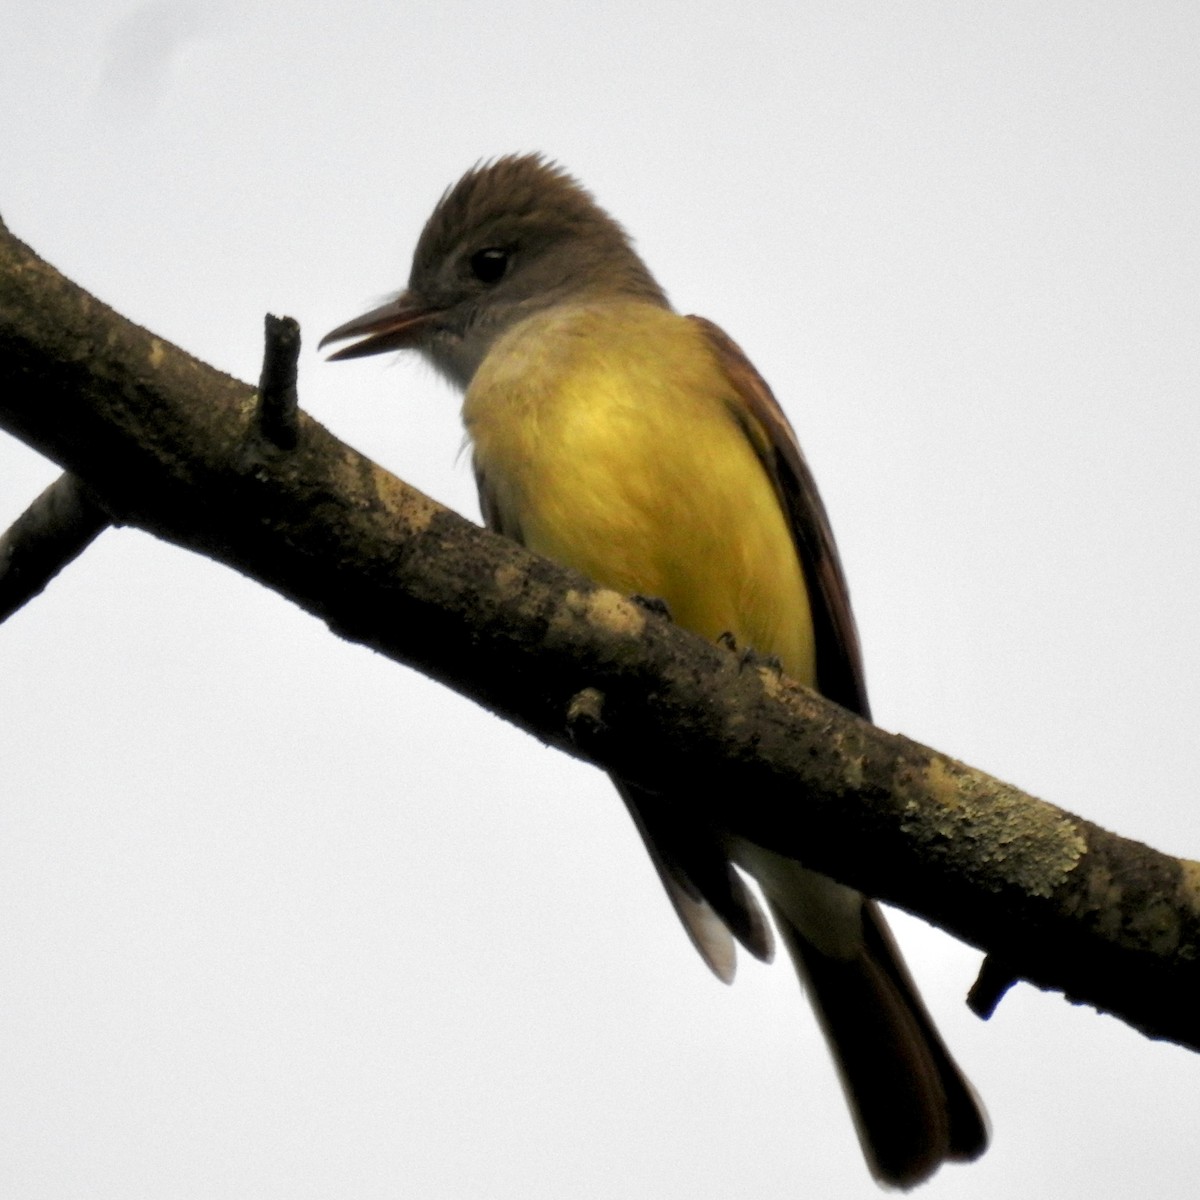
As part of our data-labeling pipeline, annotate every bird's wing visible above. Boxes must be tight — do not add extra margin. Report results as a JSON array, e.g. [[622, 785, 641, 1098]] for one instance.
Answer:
[[474, 462, 523, 543], [615, 780, 774, 980], [691, 320, 990, 1180], [689, 316, 871, 720]]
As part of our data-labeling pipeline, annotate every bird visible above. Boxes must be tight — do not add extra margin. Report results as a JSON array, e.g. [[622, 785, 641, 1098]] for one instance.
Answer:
[[320, 153, 988, 1188]]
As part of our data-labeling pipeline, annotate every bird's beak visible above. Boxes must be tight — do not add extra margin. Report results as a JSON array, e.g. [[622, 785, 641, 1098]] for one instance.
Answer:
[[318, 292, 441, 361]]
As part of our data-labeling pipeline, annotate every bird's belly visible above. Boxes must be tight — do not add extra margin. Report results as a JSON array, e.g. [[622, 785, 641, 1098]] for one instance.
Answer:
[[467, 341, 817, 686]]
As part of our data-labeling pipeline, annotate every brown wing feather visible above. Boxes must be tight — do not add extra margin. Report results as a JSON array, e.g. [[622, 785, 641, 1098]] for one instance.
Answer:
[[689, 316, 870, 720], [691, 317, 988, 1183], [474, 462, 522, 542]]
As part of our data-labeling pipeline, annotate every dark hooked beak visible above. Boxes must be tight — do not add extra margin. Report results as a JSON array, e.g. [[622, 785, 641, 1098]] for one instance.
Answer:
[[318, 292, 442, 360]]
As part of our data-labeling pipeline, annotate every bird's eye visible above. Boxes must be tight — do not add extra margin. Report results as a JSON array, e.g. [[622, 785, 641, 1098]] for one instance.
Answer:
[[469, 247, 511, 284]]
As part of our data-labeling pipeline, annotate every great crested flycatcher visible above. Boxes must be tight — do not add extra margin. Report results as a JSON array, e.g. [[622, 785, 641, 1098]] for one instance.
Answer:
[[321, 154, 987, 1188]]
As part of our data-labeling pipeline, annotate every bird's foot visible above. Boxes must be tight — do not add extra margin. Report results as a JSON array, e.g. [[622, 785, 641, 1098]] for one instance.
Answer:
[[630, 594, 672, 621], [718, 631, 783, 675]]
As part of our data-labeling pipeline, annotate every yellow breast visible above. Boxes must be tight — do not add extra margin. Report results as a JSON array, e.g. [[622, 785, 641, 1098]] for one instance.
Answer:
[[463, 301, 816, 686]]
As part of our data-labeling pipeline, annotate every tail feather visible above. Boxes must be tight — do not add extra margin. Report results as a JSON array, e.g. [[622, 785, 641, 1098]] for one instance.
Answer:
[[619, 787, 986, 1186], [772, 898, 988, 1188]]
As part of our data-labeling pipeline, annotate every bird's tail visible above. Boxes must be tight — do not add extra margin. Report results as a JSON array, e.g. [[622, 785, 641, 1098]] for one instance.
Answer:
[[770, 896, 989, 1189]]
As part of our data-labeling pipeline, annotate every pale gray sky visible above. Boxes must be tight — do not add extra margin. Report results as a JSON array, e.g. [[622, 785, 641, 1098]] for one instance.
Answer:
[[3, 2, 1199, 1197]]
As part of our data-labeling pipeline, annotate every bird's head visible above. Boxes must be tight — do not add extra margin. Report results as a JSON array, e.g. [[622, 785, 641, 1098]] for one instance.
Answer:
[[320, 154, 668, 387]]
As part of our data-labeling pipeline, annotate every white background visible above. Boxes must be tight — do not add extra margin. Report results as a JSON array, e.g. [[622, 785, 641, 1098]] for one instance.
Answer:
[[3, 2, 1199, 1197]]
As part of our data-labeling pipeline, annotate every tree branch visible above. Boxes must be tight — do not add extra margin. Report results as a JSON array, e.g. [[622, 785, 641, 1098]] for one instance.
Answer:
[[3, 212, 1199, 1050], [0, 470, 109, 622]]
